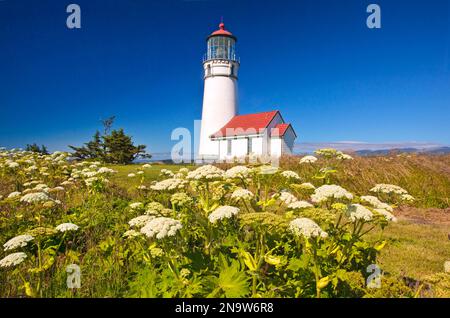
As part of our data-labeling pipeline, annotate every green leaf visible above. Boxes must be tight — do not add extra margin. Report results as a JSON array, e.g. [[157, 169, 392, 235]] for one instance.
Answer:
[[214, 259, 250, 298]]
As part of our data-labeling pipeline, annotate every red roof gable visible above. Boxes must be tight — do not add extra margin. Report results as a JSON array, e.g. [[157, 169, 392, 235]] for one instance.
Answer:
[[271, 123, 291, 137], [211, 110, 280, 138]]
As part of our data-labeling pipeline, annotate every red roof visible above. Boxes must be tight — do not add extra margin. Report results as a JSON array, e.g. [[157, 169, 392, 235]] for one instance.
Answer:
[[210, 22, 235, 38], [272, 123, 292, 137], [211, 111, 280, 138]]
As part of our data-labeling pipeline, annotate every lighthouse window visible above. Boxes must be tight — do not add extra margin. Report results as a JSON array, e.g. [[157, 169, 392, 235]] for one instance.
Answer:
[[227, 139, 232, 155]]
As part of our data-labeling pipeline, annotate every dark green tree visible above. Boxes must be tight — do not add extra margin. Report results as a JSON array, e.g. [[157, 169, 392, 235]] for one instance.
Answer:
[[102, 129, 149, 164], [69, 118, 151, 164], [26, 143, 49, 154]]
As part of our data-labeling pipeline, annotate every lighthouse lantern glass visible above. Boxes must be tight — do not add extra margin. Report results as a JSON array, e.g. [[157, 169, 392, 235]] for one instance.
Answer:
[[207, 36, 236, 61]]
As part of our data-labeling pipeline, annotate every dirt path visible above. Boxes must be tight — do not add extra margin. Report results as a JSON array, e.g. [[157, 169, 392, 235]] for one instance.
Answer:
[[395, 206, 450, 226]]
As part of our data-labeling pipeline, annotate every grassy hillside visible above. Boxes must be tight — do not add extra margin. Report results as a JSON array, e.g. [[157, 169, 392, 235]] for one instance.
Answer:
[[1, 151, 449, 297]]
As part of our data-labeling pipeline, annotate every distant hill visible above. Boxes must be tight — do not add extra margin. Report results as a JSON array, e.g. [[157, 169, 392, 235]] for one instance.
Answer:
[[355, 147, 450, 156]]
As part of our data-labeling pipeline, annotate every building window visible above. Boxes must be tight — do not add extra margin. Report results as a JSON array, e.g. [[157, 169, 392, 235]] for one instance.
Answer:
[[247, 138, 252, 154], [227, 139, 232, 155]]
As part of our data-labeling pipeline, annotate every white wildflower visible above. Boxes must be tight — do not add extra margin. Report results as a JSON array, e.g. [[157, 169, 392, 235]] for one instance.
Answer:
[[7, 191, 21, 199], [3, 235, 34, 251], [444, 261, 450, 273], [231, 188, 254, 201], [401, 194, 415, 202], [137, 171, 144, 175], [300, 156, 317, 164], [370, 184, 408, 195], [142, 164, 152, 169], [187, 165, 224, 180], [150, 178, 187, 191], [281, 170, 301, 180], [128, 215, 154, 228], [361, 195, 393, 212], [346, 204, 373, 222], [55, 223, 79, 233], [97, 167, 116, 174], [289, 218, 328, 239], [127, 173, 136, 178], [129, 202, 144, 210], [208, 206, 240, 224], [311, 185, 353, 203], [224, 166, 251, 179], [276, 191, 298, 205], [288, 201, 314, 210], [140, 217, 182, 239], [0, 252, 27, 268], [20, 192, 50, 203]]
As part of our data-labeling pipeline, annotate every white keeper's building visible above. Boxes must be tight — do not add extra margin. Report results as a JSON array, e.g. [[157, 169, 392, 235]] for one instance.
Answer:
[[198, 21, 297, 161]]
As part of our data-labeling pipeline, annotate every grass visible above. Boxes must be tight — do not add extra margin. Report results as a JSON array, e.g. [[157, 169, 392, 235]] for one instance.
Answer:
[[108, 155, 450, 294]]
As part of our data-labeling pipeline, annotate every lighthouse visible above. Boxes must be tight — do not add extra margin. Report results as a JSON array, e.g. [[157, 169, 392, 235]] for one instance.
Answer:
[[198, 21, 239, 160], [197, 21, 297, 162]]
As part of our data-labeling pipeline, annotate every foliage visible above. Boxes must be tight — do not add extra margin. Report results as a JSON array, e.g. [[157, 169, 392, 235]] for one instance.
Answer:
[[0, 148, 446, 298], [25, 144, 49, 155], [69, 118, 150, 164]]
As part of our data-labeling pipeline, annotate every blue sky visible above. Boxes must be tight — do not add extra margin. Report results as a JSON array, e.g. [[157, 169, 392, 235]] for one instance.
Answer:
[[0, 0, 449, 155]]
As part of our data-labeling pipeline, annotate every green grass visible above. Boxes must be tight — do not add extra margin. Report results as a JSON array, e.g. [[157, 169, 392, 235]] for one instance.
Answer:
[[110, 161, 450, 291], [368, 221, 450, 281]]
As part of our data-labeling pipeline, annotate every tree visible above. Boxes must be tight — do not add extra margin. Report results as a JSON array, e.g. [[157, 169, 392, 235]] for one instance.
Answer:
[[26, 143, 49, 154], [69, 119, 151, 164], [102, 129, 150, 164]]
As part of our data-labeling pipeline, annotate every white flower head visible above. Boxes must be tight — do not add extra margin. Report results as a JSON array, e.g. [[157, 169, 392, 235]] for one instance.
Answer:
[[360, 195, 393, 212], [288, 200, 314, 210], [401, 194, 415, 202], [0, 252, 27, 268], [300, 156, 317, 164], [20, 192, 50, 204], [224, 166, 251, 179], [370, 184, 408, 195], [208, 206, 240, 224], [3, 234, 34, 251], [128, 215, 154, 228], [444, 261, 450, 273], [346, 204, 373, 222], [129, 202, 144, 210], [140, 217, 182, 239], [231, 188, 254, 201], [311, 185, 353, 203], [281, 170, 301, 180], [55, 223, 79, 233], [275, 191, 298, 205], [142, 164, 152, 169], [127, 173, 136, 178], [289, 218, 328, 239], [7, 191, 21, 199], [187, 165, 224, 180], [150, 178, 187, 191]]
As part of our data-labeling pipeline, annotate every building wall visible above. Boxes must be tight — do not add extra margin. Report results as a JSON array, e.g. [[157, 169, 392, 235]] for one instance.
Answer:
[[198, 60, 239, 158]]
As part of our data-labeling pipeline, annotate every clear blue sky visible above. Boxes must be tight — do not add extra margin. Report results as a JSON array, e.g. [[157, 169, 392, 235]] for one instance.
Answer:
[[0, 0, 449, 155]]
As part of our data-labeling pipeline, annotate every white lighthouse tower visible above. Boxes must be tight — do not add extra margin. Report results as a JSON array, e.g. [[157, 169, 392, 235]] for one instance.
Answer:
[[198, 21, 239, 160]]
